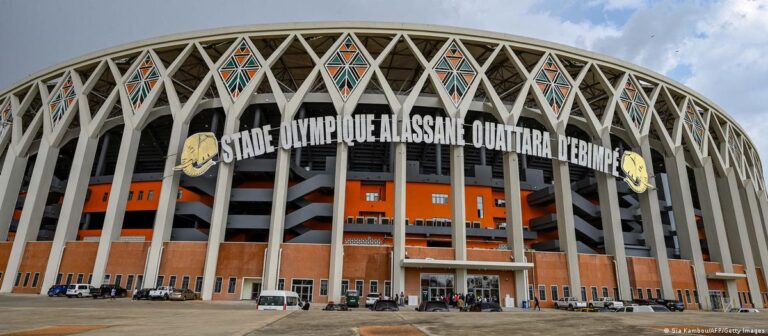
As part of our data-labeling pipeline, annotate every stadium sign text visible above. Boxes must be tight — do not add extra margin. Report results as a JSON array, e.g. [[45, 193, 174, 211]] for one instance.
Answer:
[[175, 114, 653, 193]]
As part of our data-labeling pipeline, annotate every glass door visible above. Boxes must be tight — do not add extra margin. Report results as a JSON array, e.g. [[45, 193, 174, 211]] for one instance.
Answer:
[[291, 279, 314, 302], [251, 282, 262, 300]]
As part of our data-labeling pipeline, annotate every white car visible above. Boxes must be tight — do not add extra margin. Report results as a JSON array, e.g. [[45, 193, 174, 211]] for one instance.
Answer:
[[589, 297, 624, 310], [257, 290, 302, 311], [616, 305, 669, 312], [149, 286, 175, 300], [365, 293, 381, 307], [729, 308, 760, 313], [555, 297, 588, 310], [66, 284, 95, 298]]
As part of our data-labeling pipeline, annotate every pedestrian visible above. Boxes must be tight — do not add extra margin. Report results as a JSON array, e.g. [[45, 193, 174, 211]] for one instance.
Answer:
[[534, 295, 540, 311], [400, 291, 405, 306], [394, 293, 399, 306], [110, 287, 116, 301]]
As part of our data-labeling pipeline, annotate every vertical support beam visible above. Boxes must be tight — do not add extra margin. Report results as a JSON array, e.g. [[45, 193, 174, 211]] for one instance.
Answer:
[[694, 157, 738, 303], [596, 170, 632, 301], [261, 146, 289, 291], [327, 142, 348, 303], [638, 144, 674, 299], [201, 117, 238, 300], [143, 120, 190, 287], [740, 180, 768, 308], [40, 131, 99, 294], [94, 133, 110, 177], [91, 127, 141, 287], [450, 145, 467, 294], [1, 137, 59, 293], [552, 160, 581, 293], [503, 152, 527, 305], [716, 168, 764, 308], [664, 147, 710, 310], [391, 142, 407, 297], [0, 151, 28, 241]]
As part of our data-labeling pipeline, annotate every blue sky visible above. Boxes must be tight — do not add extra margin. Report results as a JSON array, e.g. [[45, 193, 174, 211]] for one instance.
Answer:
[[1, 0, 767, 173]]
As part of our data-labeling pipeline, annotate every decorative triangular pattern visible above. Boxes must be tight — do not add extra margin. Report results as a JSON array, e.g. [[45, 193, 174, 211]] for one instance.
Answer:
[[433, 42, 476, 107], [324, 36, 370, 101], [683, 101, 706, 147], [619, 79, 648, 129], [728, 127, 742, 163], [534, 55, 571, 115], [0, 98, 12, 135], [124, 53, 161, 112], [48, 74, 77, 126], [218, 40, 262, 99]]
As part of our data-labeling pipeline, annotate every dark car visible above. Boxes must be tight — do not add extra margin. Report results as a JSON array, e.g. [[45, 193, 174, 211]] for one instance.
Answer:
[[415, 301, 450, 312], [48, 284, 68, 297], [133, 288, 152, 300], [650, 305, 671, 312], [371, 300, 399, 311], [631, 299, 652, 306], [653, 299, 685, 312], [323, 302, 349, 311], [91, 284, 128, 299], [467, 302, 503, 312]]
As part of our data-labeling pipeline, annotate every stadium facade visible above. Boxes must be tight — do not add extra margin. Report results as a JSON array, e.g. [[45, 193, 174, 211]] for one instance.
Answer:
[[0, 22, 766, 310]]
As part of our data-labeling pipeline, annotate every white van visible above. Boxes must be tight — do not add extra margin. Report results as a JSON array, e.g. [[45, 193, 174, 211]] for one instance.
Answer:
[[66, 284, 95, 298], [256, 290, 302, 311]]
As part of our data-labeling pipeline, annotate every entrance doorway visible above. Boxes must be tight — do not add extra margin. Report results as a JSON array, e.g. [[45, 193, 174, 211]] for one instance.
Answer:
[[709, 290, 727, 311], [467, 275, 500, 303], [420, 273, 454, 302], [240, 278, 262, 300]]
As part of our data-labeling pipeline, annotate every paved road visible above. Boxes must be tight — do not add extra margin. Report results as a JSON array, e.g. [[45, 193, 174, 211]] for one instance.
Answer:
[[0, 295, 767, 335]]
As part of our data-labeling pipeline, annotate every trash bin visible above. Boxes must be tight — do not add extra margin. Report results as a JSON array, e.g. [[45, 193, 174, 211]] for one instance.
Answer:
[[522, 300, 529, 309]]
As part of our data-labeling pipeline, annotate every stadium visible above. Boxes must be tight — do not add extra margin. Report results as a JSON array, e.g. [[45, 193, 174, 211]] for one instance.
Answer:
[[0, 22, 766, 310]]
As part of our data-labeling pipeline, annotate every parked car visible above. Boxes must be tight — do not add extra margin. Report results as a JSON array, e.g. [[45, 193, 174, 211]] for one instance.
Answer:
[[415, 300, 450, 312], [653, 299, 686, 312], [133, 288, 152, 300], [365, 293, 381, 308], [616, 305, 655, 312], [169, 288, 198, 301], [556, 297, 588, 310], [729, 308, 760, 313], [323, 302, 349, 311], [66, 284, 95, 298], [47, 284, 68, 297], [649, 305, 671, 312], [91, 284, 128, 299], [149, 286, 175, 300], [345, 290, 360, 308], [588, 297, 624, 310], [371, 300, 399, 311], [466, 302, 503, 312], [256, 290, 302, 311]]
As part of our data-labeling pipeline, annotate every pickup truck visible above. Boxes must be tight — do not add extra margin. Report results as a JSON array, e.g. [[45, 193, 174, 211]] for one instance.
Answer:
[[555, 297, 588, 310], [91, 284, 128, 299], [149, 286, 175, 300], [588, 297, 624, 310]]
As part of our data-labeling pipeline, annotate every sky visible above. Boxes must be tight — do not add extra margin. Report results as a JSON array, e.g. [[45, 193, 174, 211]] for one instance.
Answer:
[[0, 0, 767, 172]]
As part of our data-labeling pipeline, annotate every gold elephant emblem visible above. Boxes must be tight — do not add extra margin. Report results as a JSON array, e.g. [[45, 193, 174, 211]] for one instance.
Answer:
[[620, 151, 654, 193], [174, 132, 218, 177]]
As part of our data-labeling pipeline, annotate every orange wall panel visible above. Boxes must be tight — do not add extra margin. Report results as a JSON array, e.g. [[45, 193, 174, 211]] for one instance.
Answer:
[[13, 242, 52, 294], [278, 244, 330, 304], [578, 254, 618, 296], [406, 246, 455, 260], [213, 242, 267, 300], [104, 241, 150, 285], [58, 241, 99, 284], [467, 248, 512, 262], [157, 242, 207, 288]]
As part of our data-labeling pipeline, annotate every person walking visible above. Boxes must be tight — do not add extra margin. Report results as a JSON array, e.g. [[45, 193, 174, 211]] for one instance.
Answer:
[[400, 291, 405, 306], [533, 295, 540, 311], [110, 287, 116, 301]]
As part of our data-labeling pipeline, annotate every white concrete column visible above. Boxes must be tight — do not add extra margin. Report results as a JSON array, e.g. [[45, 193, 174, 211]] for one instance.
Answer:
[[201, 117, 238, 300], [0, 151, 28, 241], [90, 127, 141, 286], [552, 159, 581, 293], [502, 152, 527, 303], [259, 146, 289, 293], [740, 180, 768, 308], [596, 170, 632, 301], [664, 147, 710, 310], [327, 142, 348, 303], [694, 157, 739, 303], [392, 142, 407, 297], [450, 145, 467, 294], [0, 137, 59, 293], [40, 130, 99, 294], [143, 120, 190, 287], [716, 168, 764, 308], [637, 144, 674, 299]]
